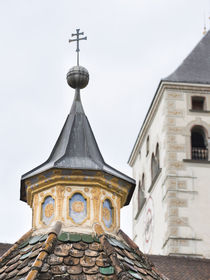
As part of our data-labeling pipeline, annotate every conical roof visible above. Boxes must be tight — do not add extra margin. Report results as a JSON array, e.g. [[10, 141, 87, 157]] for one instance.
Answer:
[[21, 89, 134, 186], [164, 30, 210, 84]]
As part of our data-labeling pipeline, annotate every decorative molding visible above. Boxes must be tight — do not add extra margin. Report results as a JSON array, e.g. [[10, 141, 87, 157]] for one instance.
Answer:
[[91, 188, 101, 223], [26, 170, 129, 208], [67, 190, 90, 226], [56, 185, 65, 221]]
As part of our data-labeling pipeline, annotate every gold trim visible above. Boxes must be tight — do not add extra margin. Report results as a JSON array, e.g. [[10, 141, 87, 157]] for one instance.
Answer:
[[32, 193, 39, 228], [26, 172, 129, 208], [116, 196, 121, 229], [40, 193, 56, 227], [91, 188, 101, 223], [56, 185, 65, 220], [67, 190, 90, 225]]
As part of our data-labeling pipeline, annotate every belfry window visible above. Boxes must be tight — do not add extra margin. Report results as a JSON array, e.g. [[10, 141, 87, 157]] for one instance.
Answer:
[[146, 136, 150, 156], [191, 96, 205, 111], [136, 174, 146, 218], [151, 143, 160, 182], [191, 126, 208, 160]]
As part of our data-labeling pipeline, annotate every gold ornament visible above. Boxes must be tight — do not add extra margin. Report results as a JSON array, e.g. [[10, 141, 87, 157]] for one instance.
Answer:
[[72, 201, 84, 213], [45, 203, 54, 218], [103, 207, 111, 221]]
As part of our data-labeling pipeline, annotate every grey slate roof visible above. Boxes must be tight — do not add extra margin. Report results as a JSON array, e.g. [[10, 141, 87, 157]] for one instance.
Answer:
[[165, 30, 210, 84], [148, 254, 210, 280], [21, 89, 134, 185]]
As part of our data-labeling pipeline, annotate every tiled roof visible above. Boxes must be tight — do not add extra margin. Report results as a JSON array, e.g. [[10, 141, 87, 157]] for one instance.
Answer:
[[0, 245, 12, 258], [148, 254, 210, 280], [0, 225, 167, 280], [164, 30, 210, 85]]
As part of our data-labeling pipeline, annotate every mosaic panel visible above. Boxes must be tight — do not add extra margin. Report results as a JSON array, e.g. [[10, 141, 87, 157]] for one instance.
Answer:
[[69, 193, 87, 224], [102, 199, 113, 228], [42, 196, 55, 225]]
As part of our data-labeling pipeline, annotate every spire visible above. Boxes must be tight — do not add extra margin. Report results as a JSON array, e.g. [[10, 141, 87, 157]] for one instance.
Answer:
[[164, 30, 210, 85], [21, 29, 135, 205]]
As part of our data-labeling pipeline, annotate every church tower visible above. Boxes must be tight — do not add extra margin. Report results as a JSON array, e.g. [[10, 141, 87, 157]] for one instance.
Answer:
[[128, 31, 210, 257], [0, 30, 167, 280]]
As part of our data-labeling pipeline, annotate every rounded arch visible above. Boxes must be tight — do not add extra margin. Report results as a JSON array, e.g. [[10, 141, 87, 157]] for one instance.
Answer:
[[155, 143, 160, 169], [142, 173, 145, 191], [151, 144, 160, 182], [136, 175, 146, 218], [191, 125, 208, 160], [184, 119, 210, 159]]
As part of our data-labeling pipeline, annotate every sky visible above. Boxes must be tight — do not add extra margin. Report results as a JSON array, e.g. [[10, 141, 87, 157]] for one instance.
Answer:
[[0, 0, 209, 243]]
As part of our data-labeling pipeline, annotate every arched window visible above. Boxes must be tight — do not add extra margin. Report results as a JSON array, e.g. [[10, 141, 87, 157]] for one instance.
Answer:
[[155, 143, 160, 170], [146, 136, 149, 156], [151, 144, 160, 182], [136, 174, 146, 218], [151, 153, 156, 181], [191, 126, 208, 160]]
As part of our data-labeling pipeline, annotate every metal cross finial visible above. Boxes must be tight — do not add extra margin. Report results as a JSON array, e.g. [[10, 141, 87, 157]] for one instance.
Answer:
[[69, 29, 87, 66]]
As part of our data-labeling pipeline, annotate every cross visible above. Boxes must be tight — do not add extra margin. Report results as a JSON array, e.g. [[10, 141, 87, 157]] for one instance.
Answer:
[[69, 29, 87, 66]]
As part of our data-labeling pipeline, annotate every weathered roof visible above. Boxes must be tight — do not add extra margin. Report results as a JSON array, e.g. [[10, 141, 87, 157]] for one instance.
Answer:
[[165, 30, 210, 84], [148, 254, 210, 280], [21, 89, 135, 185], [0, 224, 167, 280], [0, 244, 12, 258]]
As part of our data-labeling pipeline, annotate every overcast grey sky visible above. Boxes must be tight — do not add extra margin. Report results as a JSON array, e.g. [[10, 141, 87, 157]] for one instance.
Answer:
[[0, 0, 209, 243]]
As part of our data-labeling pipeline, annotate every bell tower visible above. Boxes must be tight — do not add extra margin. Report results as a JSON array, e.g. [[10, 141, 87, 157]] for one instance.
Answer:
[[129, 31, 210, 257]]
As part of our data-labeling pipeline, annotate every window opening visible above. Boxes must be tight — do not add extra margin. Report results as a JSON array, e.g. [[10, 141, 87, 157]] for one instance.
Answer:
[[191, 126, 208, 160], [191, 96, 205, 111], [146, 136, 149, 156]]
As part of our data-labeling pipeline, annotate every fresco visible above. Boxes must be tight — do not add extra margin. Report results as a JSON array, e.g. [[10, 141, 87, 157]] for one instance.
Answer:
[[69, 193, 87, 224], [102, 199, 113, 228], [42, 196, 55, 225]]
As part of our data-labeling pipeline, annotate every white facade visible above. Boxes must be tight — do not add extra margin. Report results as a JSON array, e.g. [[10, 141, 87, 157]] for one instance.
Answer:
[[129, 82, 210, 258]]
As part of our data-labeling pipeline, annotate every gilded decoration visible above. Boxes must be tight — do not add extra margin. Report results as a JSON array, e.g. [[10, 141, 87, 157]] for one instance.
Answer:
[[26, 170, 130, 209], [72, 201, 85, 212], [67, 191, 90, 225], [117, 197, 121, 228], [32, 193, 39, 228], [45, 203, 54, 218], [41, 196, 55, 225], [56, 186, 65, 220], [91, 188, 101, 223]]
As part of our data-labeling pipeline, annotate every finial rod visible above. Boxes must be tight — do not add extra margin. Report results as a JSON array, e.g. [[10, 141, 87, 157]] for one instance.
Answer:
[[69, 29, 87, 66]]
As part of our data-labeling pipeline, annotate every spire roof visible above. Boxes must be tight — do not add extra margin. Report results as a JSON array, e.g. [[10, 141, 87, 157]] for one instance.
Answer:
[[21, 89, 134, 184], [164, 30, 210, 84]]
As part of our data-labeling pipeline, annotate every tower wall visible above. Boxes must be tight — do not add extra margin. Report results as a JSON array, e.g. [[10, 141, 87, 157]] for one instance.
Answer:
[[131, 84, 210, 257]]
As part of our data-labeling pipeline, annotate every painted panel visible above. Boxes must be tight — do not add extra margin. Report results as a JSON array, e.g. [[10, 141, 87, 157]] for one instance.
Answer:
[[69, 193, 87, 224], [103, 199, 113, 228], [42, 196, 55, 225]]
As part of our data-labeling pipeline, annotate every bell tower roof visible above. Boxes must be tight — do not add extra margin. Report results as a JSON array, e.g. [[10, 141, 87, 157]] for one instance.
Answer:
[[164, 30, 210, 85]]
